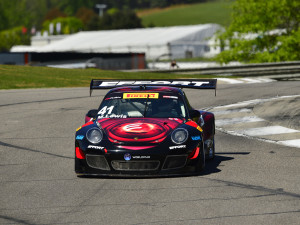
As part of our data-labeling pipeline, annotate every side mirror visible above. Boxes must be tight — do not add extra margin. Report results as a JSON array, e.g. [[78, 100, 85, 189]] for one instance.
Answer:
[[85, 109, 98, 123], [189, 110, 200, 119], [189, 110, 205, 126], [87, 109, 98, 118]]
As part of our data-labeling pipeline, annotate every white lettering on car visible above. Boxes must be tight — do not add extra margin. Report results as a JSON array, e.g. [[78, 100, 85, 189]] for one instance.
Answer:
[[169, 145, 186, 150], [99, 81, 210, 87], [87, 145, 104, 150], [132, 156, 151, 159]]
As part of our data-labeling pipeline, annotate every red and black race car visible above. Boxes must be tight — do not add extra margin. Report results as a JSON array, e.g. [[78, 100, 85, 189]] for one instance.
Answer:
[[75, 79, 216, 177]]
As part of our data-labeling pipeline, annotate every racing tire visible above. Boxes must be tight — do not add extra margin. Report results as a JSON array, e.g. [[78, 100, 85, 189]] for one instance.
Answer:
[[195, 142, 205, 173], [207, 137, 215, 161]]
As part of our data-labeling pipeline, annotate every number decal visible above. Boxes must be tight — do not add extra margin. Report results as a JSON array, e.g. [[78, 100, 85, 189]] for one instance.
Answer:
[[98, 106, 114, 115], [106, 106, 114, 114], [98, 106, 107, 115]]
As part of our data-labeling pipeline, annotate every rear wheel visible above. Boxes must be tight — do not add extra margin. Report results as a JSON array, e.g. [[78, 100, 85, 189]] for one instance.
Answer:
[[206, 137, 215, 160]]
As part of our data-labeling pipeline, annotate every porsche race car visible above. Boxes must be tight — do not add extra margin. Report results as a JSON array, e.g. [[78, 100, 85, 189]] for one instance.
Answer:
[[75, 79, 216, 177]]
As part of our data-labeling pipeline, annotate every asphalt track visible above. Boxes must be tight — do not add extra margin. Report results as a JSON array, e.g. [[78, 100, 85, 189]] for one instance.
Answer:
[[0, 81, 299, 225]]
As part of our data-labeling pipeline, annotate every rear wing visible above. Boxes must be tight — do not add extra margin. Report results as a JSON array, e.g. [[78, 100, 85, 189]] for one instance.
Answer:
[[90, 79, 217, 96]]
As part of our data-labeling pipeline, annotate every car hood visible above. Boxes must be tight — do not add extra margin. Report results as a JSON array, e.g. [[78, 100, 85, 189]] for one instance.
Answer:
[[98, 118, 184, 144]]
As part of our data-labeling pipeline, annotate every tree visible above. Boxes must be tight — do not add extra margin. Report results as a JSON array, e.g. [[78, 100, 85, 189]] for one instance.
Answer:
[[99, 10, 143, 30], [0, 0, 48, 31], [216, 0, 300, 63], [76, 7, 99, 30], [42, 17, 83, 35], [44, 8, 67, 21], [0, 26, 30, 51]]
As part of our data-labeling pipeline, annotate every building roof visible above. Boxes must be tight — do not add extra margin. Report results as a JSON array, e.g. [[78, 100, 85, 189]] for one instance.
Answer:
[[11, 24, 222, 59]]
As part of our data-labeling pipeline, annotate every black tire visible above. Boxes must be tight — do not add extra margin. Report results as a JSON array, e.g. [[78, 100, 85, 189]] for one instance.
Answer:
[[195, 142, 205, 173], [207, 136, 215, 160]]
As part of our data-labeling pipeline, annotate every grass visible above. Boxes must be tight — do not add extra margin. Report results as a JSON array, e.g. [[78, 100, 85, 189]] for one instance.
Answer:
[[137, 1, 233, 28], [0, 65, 226, 89]]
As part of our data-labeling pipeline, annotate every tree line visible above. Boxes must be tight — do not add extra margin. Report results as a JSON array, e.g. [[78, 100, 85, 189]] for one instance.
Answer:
[[0, 0, 209, 51], [1, 0, 299, 63], [217, 0, 300, 63], [0, 0, 209, 31]]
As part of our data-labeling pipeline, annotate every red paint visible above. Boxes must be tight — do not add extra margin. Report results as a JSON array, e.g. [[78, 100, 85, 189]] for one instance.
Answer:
[[75, 147, 85, 159], [138, 53, 145, 69], [188, 147, 199, 159], [82, 121, 93, 128], [24, 53, 29, 64], [85, 116, 92, 123], [99, 118, 182, 143], [185, 120, 198, 128]]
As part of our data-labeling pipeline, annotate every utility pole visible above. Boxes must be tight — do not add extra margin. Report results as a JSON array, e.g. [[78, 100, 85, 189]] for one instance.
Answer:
[[96, 4, 107, 17]]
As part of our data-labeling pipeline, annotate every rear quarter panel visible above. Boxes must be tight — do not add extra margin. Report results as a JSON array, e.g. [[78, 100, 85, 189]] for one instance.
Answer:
[[198, 110, 215, 140]]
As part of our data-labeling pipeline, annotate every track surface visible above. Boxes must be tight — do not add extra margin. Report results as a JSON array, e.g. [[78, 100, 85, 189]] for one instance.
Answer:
[[0, 81, 299, 225]]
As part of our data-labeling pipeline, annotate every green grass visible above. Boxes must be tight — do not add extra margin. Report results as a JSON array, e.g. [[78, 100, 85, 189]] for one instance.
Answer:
[[0, 65, 225, 89], [138, 1, 233, 28]]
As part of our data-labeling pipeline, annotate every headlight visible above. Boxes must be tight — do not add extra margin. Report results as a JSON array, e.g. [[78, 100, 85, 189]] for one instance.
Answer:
[[171, 128, 188, 144], [86, 128, 103, 144]]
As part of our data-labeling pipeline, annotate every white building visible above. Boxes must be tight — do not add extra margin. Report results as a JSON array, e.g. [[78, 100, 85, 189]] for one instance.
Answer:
[[11, 24, 223, 60]]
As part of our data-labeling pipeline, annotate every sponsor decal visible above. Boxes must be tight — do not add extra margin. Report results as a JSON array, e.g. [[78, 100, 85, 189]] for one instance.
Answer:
[[76, 135, 84, 140], [76, 126, 82, 131], [197, 126, 203, 132], [87, 145, 104, 150], [105, 96, 121, 100], [124, 153, 131, 161], [169, 145, 186, 150], [163, 95, 178, 99], [122, 123, 154, 133], [191, 136, 201, 141], [98, 114, 127, 119], [109, 114, 127, 118], [123, 93, 159, 99], [99, 81, 211, 87], [132, 156, 151, 159]]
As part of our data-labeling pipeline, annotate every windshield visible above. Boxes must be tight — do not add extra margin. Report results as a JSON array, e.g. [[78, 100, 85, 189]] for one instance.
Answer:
[[97, 94, 187, 119]]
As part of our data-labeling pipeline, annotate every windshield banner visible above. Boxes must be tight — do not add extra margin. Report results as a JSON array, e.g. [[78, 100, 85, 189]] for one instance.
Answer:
[[123, 93, 159, 99]]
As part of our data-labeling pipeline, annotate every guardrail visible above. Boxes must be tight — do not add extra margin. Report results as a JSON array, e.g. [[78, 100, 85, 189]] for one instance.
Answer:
[[133, 61, 300, 79]]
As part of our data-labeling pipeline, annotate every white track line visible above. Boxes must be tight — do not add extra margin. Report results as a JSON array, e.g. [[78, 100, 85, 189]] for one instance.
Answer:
[[215, 116, 264, 126], [217, 78, 244, 84], [257, 78, 274, 83], [235, 126, 300, 136], [217, 77, 275, 84], [278, 139, 300, 148], [213, 95, 300, 109], [239, 78, 262, 83], [213, 108, 252, 116], [210, 95, 300, 149]]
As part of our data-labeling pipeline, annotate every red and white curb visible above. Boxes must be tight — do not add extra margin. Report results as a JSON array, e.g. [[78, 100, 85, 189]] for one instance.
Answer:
[[208, 95, 300, 148]]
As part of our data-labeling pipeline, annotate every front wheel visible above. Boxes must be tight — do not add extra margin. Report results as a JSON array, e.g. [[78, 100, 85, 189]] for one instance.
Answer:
[[195, 142, 205, 173]]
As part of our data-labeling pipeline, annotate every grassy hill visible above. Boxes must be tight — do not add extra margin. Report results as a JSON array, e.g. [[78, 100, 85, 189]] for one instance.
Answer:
[[137, 0, 233, 28], [0, 65, 225, 89]]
